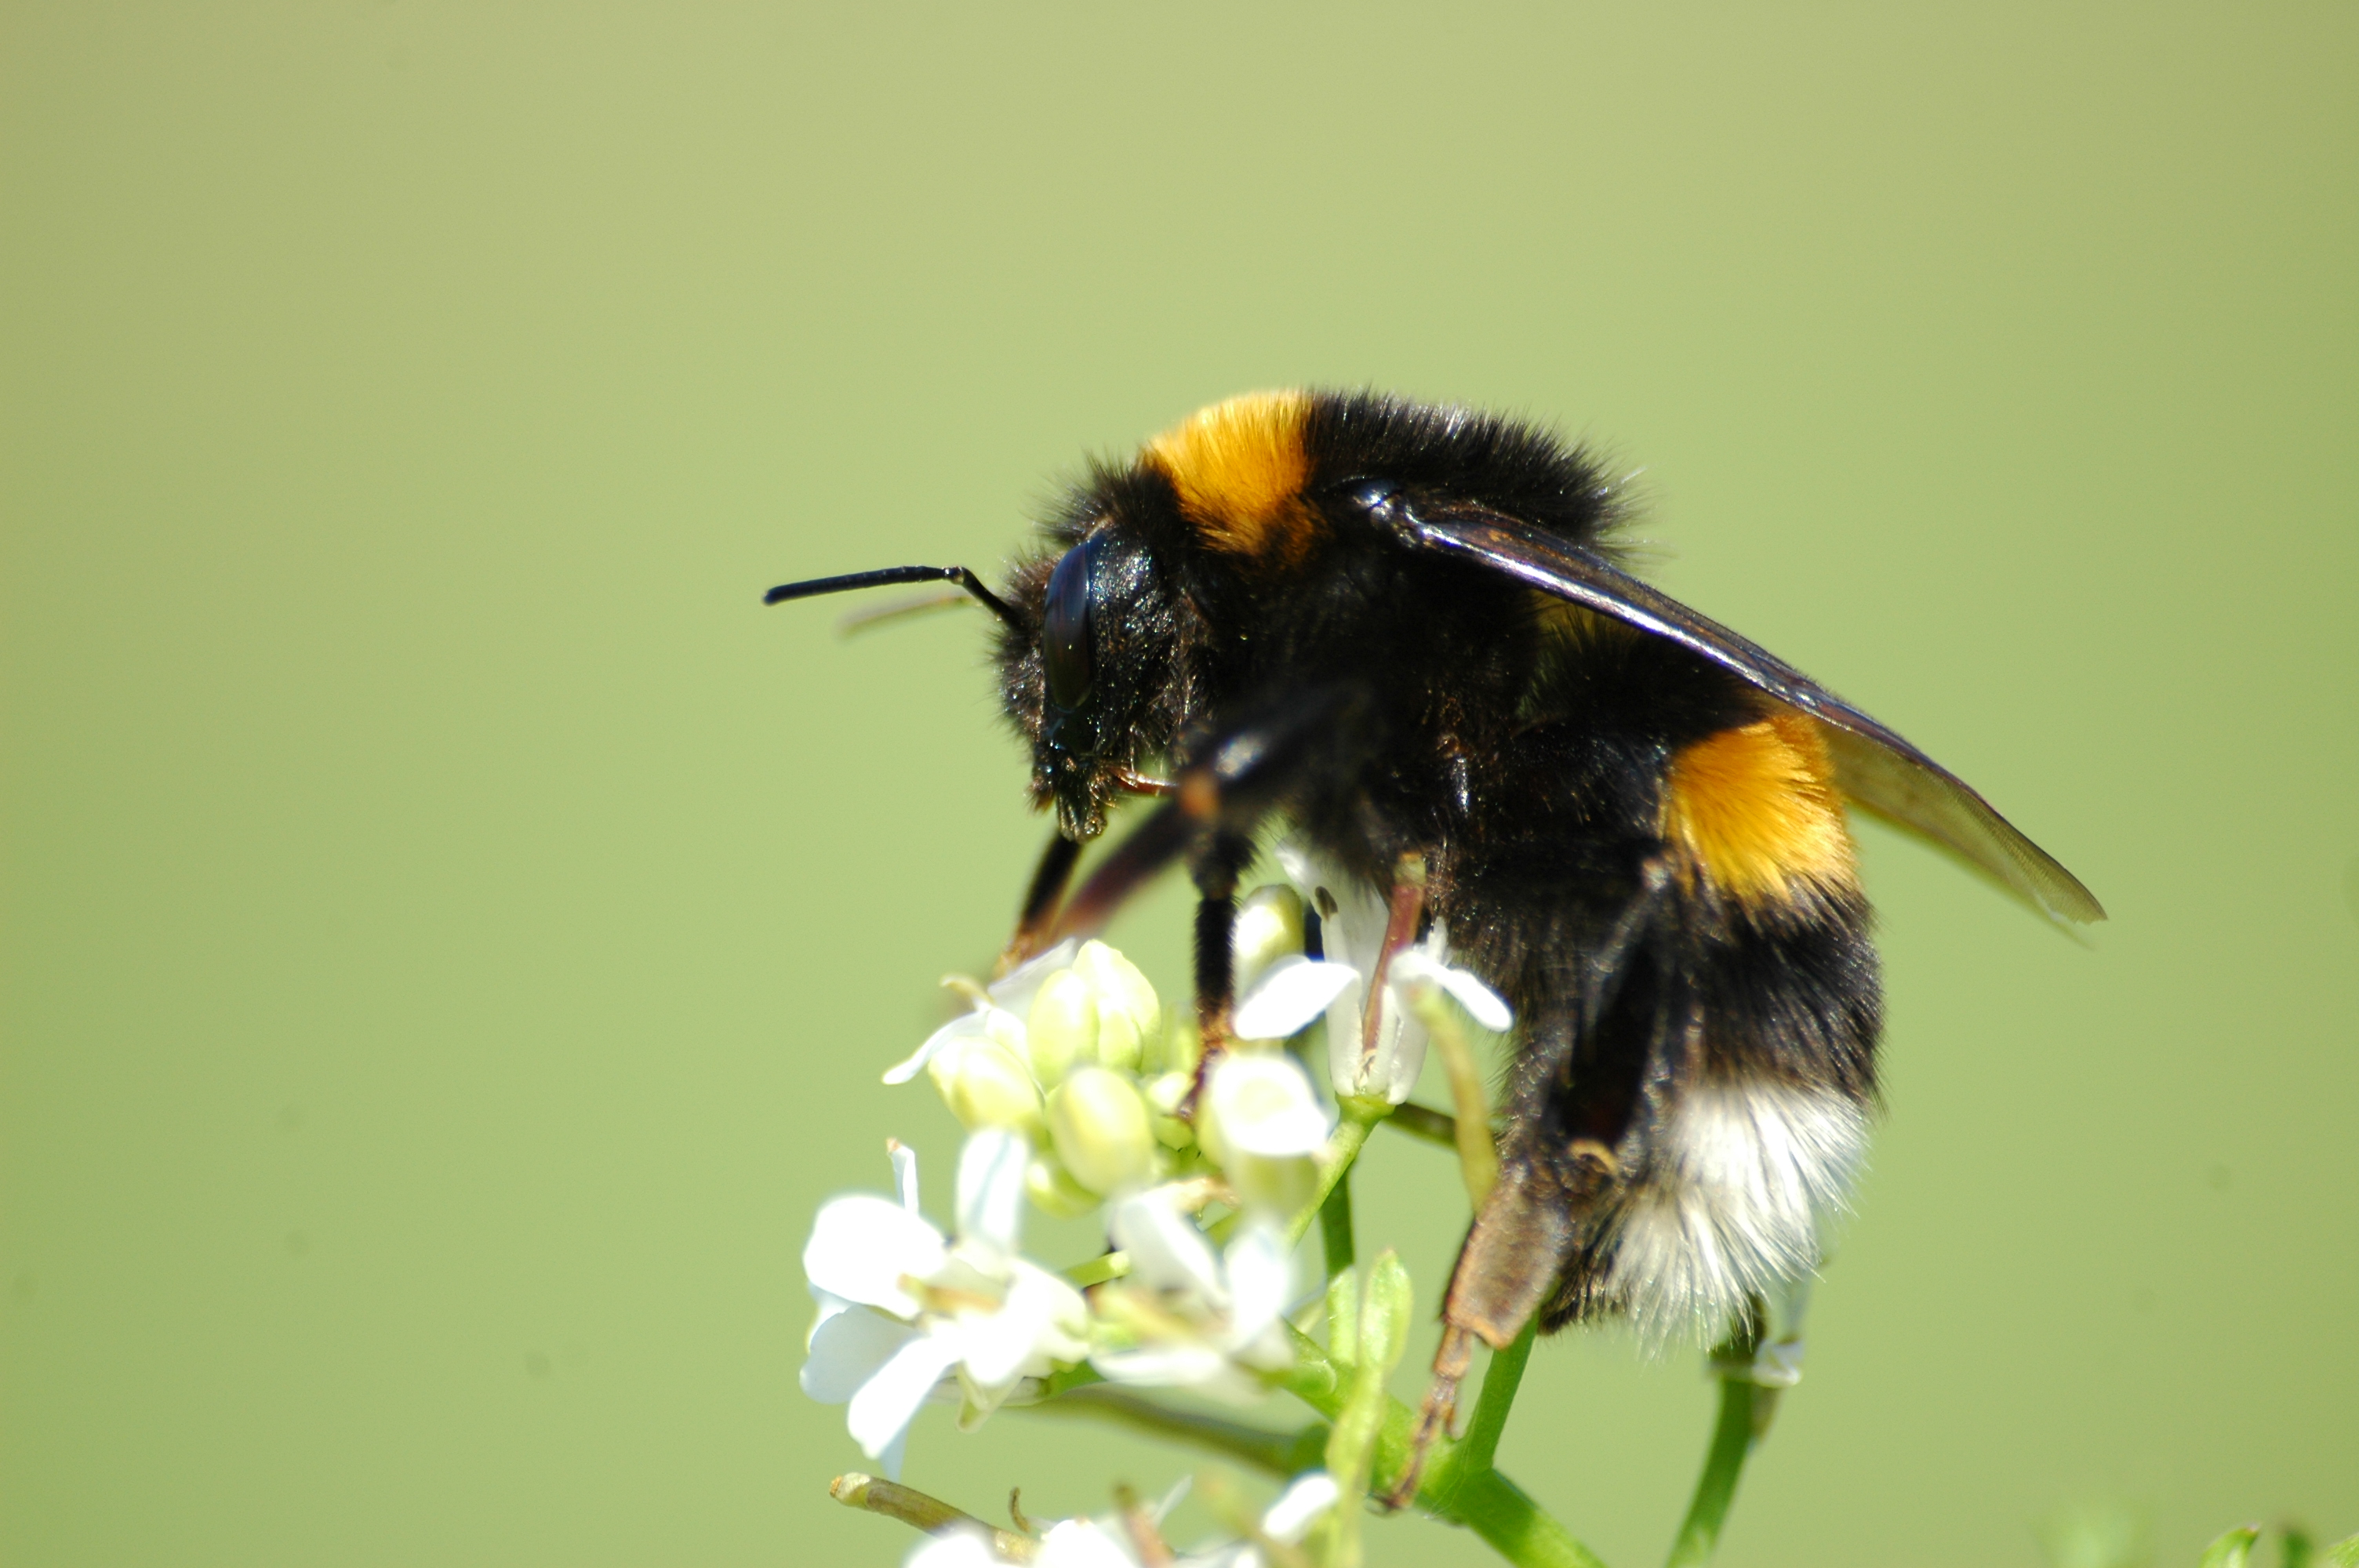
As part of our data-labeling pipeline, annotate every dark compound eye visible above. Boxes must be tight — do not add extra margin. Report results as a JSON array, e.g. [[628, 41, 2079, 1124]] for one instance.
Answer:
[[1041, 537, 1096, 710]]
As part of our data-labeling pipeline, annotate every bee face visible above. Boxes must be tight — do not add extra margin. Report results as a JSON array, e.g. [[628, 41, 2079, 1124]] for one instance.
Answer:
[[1000, 518, 1192, 842]]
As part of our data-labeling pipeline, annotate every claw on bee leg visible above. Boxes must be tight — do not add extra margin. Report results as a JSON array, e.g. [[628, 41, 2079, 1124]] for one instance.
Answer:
[[1381, 1323, 1476, 1510]]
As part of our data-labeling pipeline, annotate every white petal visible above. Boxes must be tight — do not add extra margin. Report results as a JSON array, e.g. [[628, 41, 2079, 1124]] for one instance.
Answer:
[[1037, 1518, 1141, 1568], [1003, 1258, 1092, 1361], [1260, 1471, 1339, 1544], [1231, 956, 1360, 1041], [801, 1305, 921, 1403], [1206, 1053, 1333, 1158], [808, 1287, 852, 1334], [1150, 1474, 1192, 1525], [1317, 877, 1390, 971], [954, 1127, 1031, 1259], [803, 1196, 947, 1316], [1110, 1193, 1224, 1300], [987, 938, 1079, 1019], [1270, 837, 1319, 896], [957, 1281, 1055, 1389], [1392, 950, 1514, 1032], [889, 1141, 921, 1214], [905, 1526, 1000, 1567], [1441, 968, 1513, 1031], [878, 1422, 911, 1484], [1219, 1220, 1294, 1344], [846, 1330, 964, 1461], [1090, 1343, 1234, 1389], [885, 1011, 989, 1086]]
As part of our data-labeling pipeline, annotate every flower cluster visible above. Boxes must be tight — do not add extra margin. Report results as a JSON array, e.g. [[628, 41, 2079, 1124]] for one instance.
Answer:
[[798, 843, 1515, 1541]]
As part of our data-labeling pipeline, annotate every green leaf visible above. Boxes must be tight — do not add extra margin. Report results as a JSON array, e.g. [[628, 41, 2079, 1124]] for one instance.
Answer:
[[2200, 1527, 2263, 1568]]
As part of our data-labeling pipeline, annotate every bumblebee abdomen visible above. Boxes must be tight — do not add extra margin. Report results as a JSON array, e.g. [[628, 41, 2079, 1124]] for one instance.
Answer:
[[1662, 710, 1861, 909]]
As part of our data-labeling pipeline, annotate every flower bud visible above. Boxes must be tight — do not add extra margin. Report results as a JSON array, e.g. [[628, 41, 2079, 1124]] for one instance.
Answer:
[[1024, 1152, 1103, 1219], [1143, 1071, 1198, 1152], [1045, 1065, 1157, 1196], [1358, 1247, 1414, 1377], [1164, 1018, 1201, 1080], [1326, 1265, 1361, 1365], [1073, 940, 1161, 1073], [927, 1036, 1044, 1136], [1230, 884, 1307, 996], [1201, 1051, 1332, 1161], [1026, 968, 1100, 1087]]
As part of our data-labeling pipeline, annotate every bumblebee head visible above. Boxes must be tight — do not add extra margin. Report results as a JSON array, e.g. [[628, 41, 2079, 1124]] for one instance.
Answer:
[[764, 512, 1190, 845], [998, 524, 1187, 841]]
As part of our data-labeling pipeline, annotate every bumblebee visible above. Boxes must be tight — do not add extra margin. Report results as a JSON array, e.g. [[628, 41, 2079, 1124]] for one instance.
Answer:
[[767, 390, 2101, 1490]]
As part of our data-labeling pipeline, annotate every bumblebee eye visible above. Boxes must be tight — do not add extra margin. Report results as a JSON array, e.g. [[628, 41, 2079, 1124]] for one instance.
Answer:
[[1041, 538, 1096, 710]]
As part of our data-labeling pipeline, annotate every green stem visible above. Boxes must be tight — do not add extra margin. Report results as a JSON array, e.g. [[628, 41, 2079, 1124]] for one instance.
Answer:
[[1277, 1324, 1608, 1568], [1665, 1311, 1785, 1568], [1662, 1375, 1756, 1568], [1318, 1163, 1355, 1279], [1404, 985, 1498, 1207], [1384, 1100, 1458, 1147], [1457, 1317, 1537, 1473], [1287, 1102, 1384, 1248], [1027, 1384, 1327, 1477]]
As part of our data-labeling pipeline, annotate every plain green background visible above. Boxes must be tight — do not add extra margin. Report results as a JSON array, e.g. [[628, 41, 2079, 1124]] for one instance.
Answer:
[[3, 5, 2353, 1565]]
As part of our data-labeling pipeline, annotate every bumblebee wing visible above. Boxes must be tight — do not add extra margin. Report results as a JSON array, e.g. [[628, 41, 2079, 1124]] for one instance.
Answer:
[[1389, 503, 2104, 924]]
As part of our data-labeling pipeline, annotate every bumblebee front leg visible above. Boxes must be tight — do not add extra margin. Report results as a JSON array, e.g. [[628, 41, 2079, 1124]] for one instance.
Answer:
[[1185, 833, 1256, 1100], [1046, 682, 1378, 1112], [999, 831, 1085, 974]]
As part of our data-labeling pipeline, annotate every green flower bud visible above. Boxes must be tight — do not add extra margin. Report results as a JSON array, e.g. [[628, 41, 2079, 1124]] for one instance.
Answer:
[[1326, 1265, 1361, 1366], [1026, 968, 1100, 1087], [1327, 1247, 1416, 1553], [1074, 940, 1161, 1073], [1024, 1152, 1103, 1219], [1230, 884, 1307, 995], [1359, 1247, 1414, 1377], [1165, 1018, 1202, 1081], [1144, 1071, 1197, 1151], [928, 1035, 1044, 1136], [1046, 1065, 1157, 1196]]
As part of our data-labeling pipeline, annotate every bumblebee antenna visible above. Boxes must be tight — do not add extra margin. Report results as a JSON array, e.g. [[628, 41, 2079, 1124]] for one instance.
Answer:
[[762, 565, 1022, 631]]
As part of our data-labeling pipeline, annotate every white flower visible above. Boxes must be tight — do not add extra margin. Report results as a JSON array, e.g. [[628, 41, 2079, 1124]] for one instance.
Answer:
[[1089, 1186, 1294, 1399], [1200, 1051, 1332, 1160], [1230, 842, 1510, 1104], [883, 940, 1078, 1087], [1035, 1518, 1143, 1568], [904, 1473, 1329, 1568], [912, 1472, 1336, 1568], [883, 942, 1183, 1205], [1259, 1470, 1341, 1544], [801, 1130, 1089, 1477], [904, 1529, 1001, 1567], [1196, 1051, 1332, 1214]]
